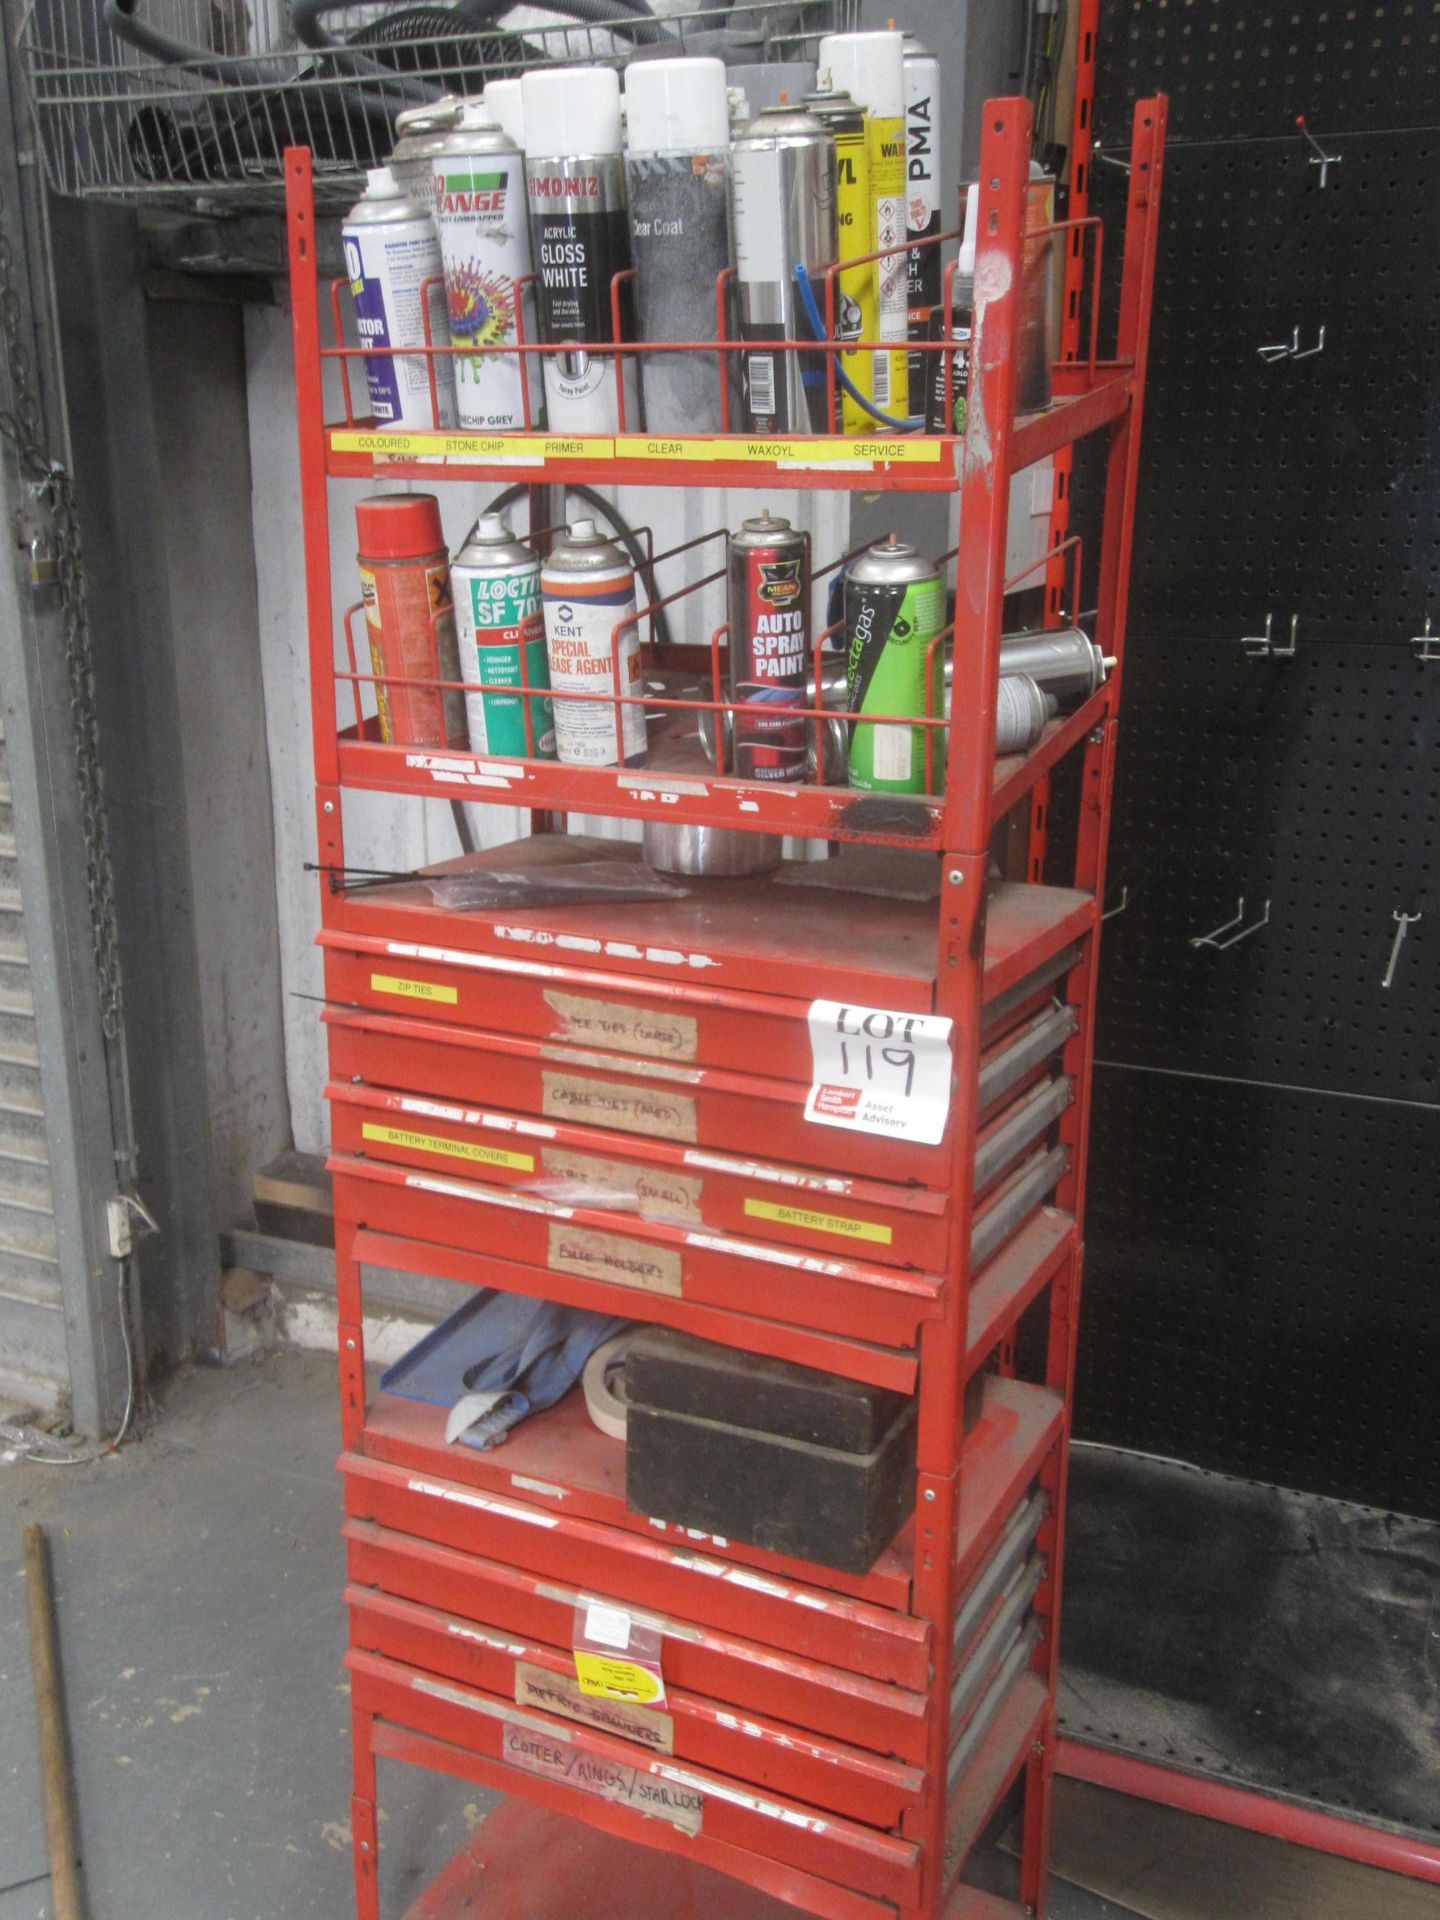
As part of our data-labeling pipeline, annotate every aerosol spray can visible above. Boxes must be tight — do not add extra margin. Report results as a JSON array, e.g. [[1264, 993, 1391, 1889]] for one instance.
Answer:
[[389, 97, 461, 211], [845, 534, 945, 794], [819, 32, 908, 422], [624, 57, 733, 436], [728, 511, 811, 782], [433, 102, 539, 432], [451, 513, 554, 760], [730, 103, 837, 435], [482, 77, 524, 149], [803, 84, 873, 433], [927, 186, 977, 436], [521, 67, 637, 435], [354, 494, 465, 747], [903, 36, 941, 421], [343, 168, 458, 431], [541, 519, 646, 768]]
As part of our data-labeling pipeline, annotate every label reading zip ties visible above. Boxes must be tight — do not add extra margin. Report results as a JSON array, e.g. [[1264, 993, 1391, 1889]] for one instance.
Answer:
[[804, 998, 953, 1144]]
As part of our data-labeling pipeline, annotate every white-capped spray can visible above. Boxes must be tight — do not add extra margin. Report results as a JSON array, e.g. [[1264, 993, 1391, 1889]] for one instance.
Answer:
[[433, 103, 539, 432], [452, 513, 554, 760], [541, 519, 646, 767], [389, 97, 461, 211], [623, 56, 733, 435], [903, 36, 942, 421], [343, 167, 458, 431], [482, 77, 525, 149]]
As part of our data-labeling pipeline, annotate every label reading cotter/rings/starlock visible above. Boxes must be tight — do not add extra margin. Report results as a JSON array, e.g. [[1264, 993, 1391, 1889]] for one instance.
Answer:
[[805, 998, 953, 1144], [572, 1599, 667, 1706]]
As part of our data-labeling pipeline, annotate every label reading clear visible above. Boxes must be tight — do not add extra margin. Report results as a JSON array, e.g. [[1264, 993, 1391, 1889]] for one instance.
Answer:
[[804, 999, 953, 1144]]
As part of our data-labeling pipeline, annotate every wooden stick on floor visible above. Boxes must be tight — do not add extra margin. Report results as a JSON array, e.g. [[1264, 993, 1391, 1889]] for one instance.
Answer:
[[23, 1523, 84, 1920]]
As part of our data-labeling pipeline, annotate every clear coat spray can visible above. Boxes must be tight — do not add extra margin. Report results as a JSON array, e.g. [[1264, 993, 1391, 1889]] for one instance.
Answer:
[[342, 167, 458, 431], [521, 67, 638, 435], [433, 103, 539, 432], [541, 519, 646, 768], [354, 493, 465, 747], [804, 86, 873, 433], [451, 513, 554, 760], [728, 511, 811, 782], [623, 56, 733, 436], [730, 104, 837, 435], [903, 36, 942, 421], [844, 534, 945, 794]]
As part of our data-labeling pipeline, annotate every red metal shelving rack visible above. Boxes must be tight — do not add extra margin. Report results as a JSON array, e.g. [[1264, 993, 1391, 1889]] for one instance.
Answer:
[[285, 89, 1166, 1920]]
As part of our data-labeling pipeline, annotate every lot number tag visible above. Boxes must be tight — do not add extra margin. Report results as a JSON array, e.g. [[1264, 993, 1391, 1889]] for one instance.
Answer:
[[805, 1000, 953, 1145]]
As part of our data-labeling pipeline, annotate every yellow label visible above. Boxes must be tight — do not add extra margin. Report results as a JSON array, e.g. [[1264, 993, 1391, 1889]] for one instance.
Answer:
[[330, 430, 614, 462], [333, 427, 939, 468], [721, 437, 942, 466], [539, 436, 615, 460], [743, 1197, 893, 1245], [370, 972, 458, 1005], [614, 436, 715, 462], [362, 1121, 534, 1173], [573, 1653, 665, 1705], [515, 1664, 674, 1753]]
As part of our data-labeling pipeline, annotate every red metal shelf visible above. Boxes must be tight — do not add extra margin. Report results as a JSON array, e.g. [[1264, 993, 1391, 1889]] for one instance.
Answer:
[[955, 1380, 1065, 1595], [941, 1673, 1050, 1889], [966, 1210, 1077, 1374]]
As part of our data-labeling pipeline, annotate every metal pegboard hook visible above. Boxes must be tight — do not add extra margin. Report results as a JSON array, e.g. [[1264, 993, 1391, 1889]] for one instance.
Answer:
[[1190, 896, 1271, 952], [1258, 325, 1325, 363], [1411, 617, 1440, 663], [1296, 116, 1342, 188], [1241, 613, 1298, 659], [1101, 884, 1130, 922], [1091, 139, 1130, 175], [1381, 911, 1422, 990]]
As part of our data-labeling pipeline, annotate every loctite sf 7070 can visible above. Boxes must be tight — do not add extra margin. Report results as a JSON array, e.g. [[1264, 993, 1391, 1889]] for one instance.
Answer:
[[728, 510, 811, 782], [451, 513, 554, 760], [354, 493, 465, 747], [902, 36, 941, 422], [844, 534, 945, 794], [803, 85, 873, 433], [342, 167, 458, 432], [730, 103, 837, 435], [541, 519, 646, 768]]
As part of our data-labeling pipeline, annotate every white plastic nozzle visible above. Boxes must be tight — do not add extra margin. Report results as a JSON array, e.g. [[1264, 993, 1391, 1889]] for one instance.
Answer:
[[623, 56, 729, 152], [520, 67, 623, 157], [365, 165, 401, 197]]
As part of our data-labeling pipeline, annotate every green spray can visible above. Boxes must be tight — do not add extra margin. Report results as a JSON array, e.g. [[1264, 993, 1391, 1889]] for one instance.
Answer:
[[844, 534, 945, 793], [452, 512, 555, 759]]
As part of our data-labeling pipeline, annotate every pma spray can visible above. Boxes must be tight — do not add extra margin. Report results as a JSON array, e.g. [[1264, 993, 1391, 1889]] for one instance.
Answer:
[[521, 67, 638, 435], [354, 494, 465, 747], [730, 104, 837, 435], [624, 56, 733, 436], [452, 514, 554, 760], [819, 31, 908, 421], [803, 84, 873, 433], [728, 511, 811, 782], [389, 97, 461, 211], [433, 103, 539, 432], [343, 167, 458, 432], [541, 520, 646, 768], [903, 36, 941, 421], [845, 535, 945, 794]]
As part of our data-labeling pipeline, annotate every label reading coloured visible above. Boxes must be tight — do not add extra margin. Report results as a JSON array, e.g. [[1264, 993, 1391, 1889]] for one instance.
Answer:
[[501, 1721, 701, 1833], [514, 1664, 674, 1753], [361, 1121, 534, 1174], [543, 991, 698, 1062], [743, 1197, 893, 1246], [542, 1073, 697, 1143], [805, 999, 954, 1145], [548, 1223, 682, 1296], [370, 972, 458, 1006]]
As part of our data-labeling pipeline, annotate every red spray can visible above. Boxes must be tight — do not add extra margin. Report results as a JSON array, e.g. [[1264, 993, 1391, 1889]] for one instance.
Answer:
[[354, 494, 465, 746]]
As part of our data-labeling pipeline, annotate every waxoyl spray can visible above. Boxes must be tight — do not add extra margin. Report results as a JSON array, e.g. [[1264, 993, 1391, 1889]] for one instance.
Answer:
[[433, 102, 539, 432], [624, 57, 733, 435], [845, 535, 945, 794], [390, 97, 461, 211], [541, 519, 646, 767], [730, 104, 837, 435], [452, 513, 554, 760], [354, 494, 465, 746], [728, 511, 811, 782], [804, 85, 873, 433], [343, 167, 458, 431], [521, 68, 637, 435], [820, 32, 908, 420], [903, 36, 942, 421]]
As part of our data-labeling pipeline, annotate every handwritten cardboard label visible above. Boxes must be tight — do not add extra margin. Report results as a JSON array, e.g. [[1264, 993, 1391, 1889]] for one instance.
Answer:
[[542, 1073, 697, 1143], [543, 990, 698, 1062], [501, 1721, 702, 1833], [548, 1224, 682, 1296], [515, 1664, 674, 1754]]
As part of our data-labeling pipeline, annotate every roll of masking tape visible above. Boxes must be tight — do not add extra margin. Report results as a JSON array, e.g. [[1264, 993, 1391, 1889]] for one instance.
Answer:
[[583, 1333, 634, 1442]]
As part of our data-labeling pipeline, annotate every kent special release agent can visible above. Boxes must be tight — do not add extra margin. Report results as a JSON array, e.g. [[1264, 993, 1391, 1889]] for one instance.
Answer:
[[804, 85, 873, 433], [354, 493, 465, 747], [343, 167, 458, 432], [541, 519, 646, 768], [903, 36, 941, 421], [845, 534, 945, 794], [452, 514, 554, 760], [728, 511, 811, 782]]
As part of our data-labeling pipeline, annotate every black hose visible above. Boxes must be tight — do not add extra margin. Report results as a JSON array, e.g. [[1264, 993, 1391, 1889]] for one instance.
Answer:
[[294, 0, 665, 57]]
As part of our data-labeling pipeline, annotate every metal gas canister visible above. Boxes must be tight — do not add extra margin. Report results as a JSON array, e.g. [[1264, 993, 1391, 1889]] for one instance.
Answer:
[[844, 533, 945, 794], [727, 510, 812, 783], [540, 519, 645, 768], [354, 493, 465, 747], [389, 97, 461, 212], [342, 167, 458, 432], [451, 513, 554, 760]]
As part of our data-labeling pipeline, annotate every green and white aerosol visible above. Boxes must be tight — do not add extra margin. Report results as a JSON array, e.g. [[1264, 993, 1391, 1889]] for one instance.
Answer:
[[451, 514, 554, 760], [844, 534, 945, 793]]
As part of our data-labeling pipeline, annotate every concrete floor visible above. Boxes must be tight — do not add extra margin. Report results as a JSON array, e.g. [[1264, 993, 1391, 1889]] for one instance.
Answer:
[[0, 1353, 1134, 1919]]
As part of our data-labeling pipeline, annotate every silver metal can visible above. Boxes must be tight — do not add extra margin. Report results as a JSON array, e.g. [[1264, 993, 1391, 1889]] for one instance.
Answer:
[[844, 535, 945, 794], [451, 513, 554, 760], [389, 97, 462, 211], [540, 519, 646, 768], [727, 510, 811, 783]]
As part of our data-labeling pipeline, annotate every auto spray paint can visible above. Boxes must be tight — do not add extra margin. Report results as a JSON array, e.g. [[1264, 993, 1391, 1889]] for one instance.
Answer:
[[624, 57, 733, 436], [903, 36, 941, 421], [451, 513, 554, 760], [521, 67, 637, 435], [844, 534, 945, 794], [730, 103, 837, 435], [389, 97, 461, 211], [343, 168, 458, 432], [541, 519, 646, 767], [819, 32, 908, 422], [803, 85, 873, 433], [433, 102, 539, 432], [354, 493, 465, 747], [728, 511, 811, 782]]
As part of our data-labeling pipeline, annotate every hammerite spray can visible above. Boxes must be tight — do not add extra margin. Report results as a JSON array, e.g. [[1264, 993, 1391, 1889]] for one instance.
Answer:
[[541, 519, 646, 768], [354, 494, 465, 747], [433, 103, 539, 432], [521, 67, 638, 435], [731, 104, 837, 435], [820, 33, 908, 421], [845, 535, 945, 794], [728, 511, 811, 782], [452, 514, 554, 760], [389, 97, 461, 211], [624, 57, 733, 436], [903, 37, 941, 421], [344, 168, 458, 432], [804, 86, 873, 432]]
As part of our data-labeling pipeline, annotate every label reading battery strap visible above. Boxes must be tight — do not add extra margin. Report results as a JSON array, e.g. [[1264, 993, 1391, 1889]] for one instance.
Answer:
[[804, 998, 953, 1144]]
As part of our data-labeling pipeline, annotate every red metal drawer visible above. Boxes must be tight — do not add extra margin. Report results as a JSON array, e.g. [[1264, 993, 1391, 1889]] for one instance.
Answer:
[[346, 1584, 925, 1828]]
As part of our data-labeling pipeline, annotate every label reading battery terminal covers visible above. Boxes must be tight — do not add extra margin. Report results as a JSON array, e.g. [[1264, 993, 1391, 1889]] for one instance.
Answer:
[[361, 1121, 534, 1173], [805, 998, 953, 1144]]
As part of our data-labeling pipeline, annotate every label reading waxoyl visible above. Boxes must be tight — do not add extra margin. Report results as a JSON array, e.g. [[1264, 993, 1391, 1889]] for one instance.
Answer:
[[548, 1223, 682, 1295], [514, 1663, 675, 1753], [501, 1720, 702, 1833]]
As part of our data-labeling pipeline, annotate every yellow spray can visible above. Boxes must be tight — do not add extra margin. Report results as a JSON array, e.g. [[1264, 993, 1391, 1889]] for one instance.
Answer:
[[805, 86, 874, 432]]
